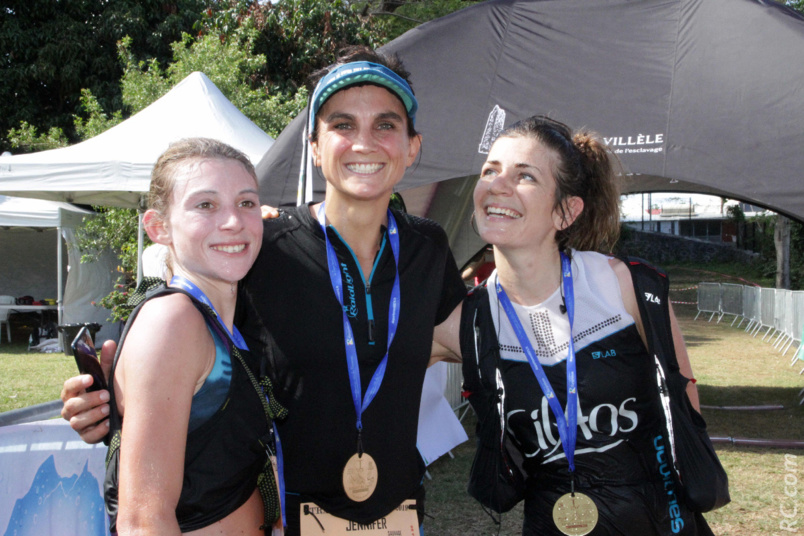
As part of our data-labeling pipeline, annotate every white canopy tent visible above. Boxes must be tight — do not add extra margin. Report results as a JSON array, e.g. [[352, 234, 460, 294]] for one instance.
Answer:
[[0, 195, 117, 344], [0, 71, 274, 283], [0, 72, 273, 208]]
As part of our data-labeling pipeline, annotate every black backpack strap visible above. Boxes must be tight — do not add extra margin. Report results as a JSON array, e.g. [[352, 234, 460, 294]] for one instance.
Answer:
[[461, 283, 527, 515], [106, 278, 174, 438], [106, 277, 287, 527], [619, 256, 679, 375], [621, 258, 730, 515], [460, 284, 498, 420]]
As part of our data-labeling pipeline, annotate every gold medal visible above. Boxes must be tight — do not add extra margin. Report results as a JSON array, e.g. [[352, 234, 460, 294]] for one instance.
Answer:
[[342, 452, 378, 502], [552, 492, 598, 536]]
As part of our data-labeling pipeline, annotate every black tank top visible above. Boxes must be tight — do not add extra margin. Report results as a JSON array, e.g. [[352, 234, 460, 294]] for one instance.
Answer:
[[104, 284, 280, 532], [461, 261, 713, 535]]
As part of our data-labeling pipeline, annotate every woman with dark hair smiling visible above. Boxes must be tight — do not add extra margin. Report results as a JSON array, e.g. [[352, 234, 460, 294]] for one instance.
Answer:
[[62, 47, 466, 536], [452, 115, 714, 535]]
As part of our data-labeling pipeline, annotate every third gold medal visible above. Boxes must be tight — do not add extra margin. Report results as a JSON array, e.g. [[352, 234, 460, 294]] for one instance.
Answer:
[[553, 486, 598, 536], [497, 252, 597, 535]]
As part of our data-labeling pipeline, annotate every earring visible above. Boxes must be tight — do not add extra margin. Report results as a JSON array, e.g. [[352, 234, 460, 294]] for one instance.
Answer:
[[231, 281, 236, 295]]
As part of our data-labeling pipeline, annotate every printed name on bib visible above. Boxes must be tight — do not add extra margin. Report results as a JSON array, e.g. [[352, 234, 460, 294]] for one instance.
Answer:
[[300, 500, 417, 536]]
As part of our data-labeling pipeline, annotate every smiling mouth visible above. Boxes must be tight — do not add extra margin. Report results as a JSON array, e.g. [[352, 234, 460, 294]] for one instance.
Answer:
[[211, 244, 246, 253], [346, 163, 384, 174], [486, 206, 522, 219]]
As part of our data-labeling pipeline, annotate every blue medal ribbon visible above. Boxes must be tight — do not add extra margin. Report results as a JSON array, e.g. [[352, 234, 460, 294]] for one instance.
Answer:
[[316, 203, 401, 440], [170, 275, 287, 525], [169, 276, 249, 351], [273, 424, 286, 527], [495, 252, 578, 472]]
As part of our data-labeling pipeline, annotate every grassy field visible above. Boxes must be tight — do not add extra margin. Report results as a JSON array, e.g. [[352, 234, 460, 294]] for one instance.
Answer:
[[1, 264, 803, 534], [0, 340, 76, 413]]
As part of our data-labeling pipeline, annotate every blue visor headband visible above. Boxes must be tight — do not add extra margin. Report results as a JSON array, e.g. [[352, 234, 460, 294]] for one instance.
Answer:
[[309, 61, 418, 133]]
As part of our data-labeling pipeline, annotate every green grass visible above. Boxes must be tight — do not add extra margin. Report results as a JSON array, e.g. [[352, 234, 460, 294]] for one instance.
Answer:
[[0, 341, 76, 413], [672, 307, 804, 535], [664, 261, 775, 288]]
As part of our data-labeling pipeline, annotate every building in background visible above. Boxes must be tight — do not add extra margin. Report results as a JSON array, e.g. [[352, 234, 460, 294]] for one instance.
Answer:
[[621, 193, 768, 246]]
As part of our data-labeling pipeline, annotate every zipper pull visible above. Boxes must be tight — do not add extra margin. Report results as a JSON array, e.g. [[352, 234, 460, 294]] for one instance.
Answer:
[[368, 319, 375, 343]]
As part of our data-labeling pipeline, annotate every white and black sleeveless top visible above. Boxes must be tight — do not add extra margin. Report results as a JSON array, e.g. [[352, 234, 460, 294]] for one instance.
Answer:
[[488, 251, 665, 483]]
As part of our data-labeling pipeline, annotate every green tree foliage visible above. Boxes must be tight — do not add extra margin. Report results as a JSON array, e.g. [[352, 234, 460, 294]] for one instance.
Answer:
[[367, 0, 480, 42], [117, 31, 308, 137], [746, 213, 804, 289], [5, 0, 470, 321], [199, 0, 385, 94], [201, 0, 480, 90], [7, 89, 122, 152], [788, 1, 804, 14], [77, 207, 142, 323], [0, 0, 209, 153], [74, 89, 125, 139], [6, 122, 69, 152], [793, 219, 804, 288]]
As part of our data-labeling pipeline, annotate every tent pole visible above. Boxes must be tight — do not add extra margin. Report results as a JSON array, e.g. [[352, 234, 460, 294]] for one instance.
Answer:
[[137, 211, 144, 285], [57, 226, 63, 328], [297, 120, 310, 206]]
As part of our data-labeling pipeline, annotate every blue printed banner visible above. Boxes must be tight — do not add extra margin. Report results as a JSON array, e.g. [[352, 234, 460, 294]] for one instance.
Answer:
[[0, 419, 109, 536]]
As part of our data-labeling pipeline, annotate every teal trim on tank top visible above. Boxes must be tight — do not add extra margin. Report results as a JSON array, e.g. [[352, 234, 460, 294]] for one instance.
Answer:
[[188, 322, 232, 432]]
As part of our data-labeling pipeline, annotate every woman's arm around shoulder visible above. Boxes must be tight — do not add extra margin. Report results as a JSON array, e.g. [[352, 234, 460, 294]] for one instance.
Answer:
[[431, 303, 463, 366], [115, 293, 215, 535], [609, 258, 701, 412]]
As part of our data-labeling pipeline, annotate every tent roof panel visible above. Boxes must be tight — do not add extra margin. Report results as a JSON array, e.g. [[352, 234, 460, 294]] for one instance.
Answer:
[[0, 195, 93, 228], [0, 72, 273, 208]]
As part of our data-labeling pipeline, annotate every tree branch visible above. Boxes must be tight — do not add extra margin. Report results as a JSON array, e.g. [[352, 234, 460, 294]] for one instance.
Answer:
[[370, 11, 423, 23]]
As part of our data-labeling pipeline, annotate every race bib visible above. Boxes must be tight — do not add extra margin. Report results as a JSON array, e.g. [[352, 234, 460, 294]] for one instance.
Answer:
[[299, 500, 418, 535]]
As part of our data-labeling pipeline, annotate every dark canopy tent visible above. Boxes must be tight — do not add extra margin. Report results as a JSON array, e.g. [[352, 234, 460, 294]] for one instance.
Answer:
[[257, 0, 804, 264]]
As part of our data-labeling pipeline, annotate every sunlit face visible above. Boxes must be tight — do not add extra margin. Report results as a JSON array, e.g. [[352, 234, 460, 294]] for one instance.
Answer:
[[147, 158, 262, 288], [311, 85, 421, 204], [474, 135, 572, 251]]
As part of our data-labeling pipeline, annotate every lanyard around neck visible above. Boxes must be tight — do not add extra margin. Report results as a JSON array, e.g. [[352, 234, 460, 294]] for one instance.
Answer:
[[316, 203, 402, 436], [169, 276, 248, 351], [496, 251, 578, 472], [169, 274, 288, 526]]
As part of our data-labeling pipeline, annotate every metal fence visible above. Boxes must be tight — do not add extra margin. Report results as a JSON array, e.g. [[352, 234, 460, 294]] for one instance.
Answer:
[[720, 283, 743, 325], [445, 362, 472, 420], [758, 288, 777, 338], [694, 283, 722, 321], [694, 282, 804, 375], [739, 286, 761, 331]]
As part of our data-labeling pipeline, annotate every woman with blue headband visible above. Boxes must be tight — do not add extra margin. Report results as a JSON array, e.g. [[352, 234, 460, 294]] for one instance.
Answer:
[[238, 47, 464, 535], [62, 46, 466, 536]]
